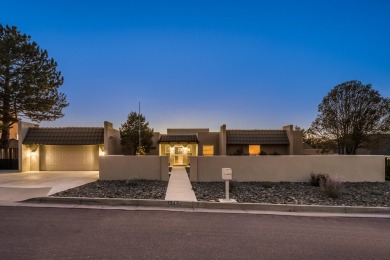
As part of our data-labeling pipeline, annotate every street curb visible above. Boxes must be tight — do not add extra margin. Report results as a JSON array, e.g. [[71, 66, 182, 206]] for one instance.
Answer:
[[23, 196, 390, 214]]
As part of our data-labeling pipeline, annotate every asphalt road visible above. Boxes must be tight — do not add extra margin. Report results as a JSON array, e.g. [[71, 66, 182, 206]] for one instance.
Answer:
[[0, 206, 389, 259]]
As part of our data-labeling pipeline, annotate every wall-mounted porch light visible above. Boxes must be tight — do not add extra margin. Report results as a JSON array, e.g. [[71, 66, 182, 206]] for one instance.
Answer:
[[30, 145, 38, 157], [30, 150, 37, 157], [99, 145, 105, 156]]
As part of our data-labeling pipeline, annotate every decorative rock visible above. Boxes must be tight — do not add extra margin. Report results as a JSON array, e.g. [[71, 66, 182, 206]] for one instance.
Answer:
[[191, 181, 390, 207]]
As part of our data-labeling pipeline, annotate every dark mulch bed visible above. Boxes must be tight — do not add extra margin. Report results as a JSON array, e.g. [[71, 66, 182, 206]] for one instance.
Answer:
[[192, 182, 390, 207], [52, 180, 167, 200]]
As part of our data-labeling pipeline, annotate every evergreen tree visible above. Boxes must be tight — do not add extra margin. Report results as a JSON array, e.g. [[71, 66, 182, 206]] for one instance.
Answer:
[[120, 112, 154, 155], [0, 25, 68, 148]]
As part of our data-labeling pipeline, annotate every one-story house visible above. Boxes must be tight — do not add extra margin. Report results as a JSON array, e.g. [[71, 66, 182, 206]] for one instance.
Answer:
[[151, 124, 304, 166], [14, 120, 305, 171], [18, 121, 121, 171]]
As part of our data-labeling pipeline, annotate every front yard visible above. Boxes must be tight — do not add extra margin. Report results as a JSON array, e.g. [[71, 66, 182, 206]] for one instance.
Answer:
[[52, 180, 390, 207], [192, 182, 390, 207]]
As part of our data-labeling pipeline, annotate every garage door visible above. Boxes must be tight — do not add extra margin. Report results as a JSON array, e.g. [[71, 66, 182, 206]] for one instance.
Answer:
[[40, 145, 99, 171]]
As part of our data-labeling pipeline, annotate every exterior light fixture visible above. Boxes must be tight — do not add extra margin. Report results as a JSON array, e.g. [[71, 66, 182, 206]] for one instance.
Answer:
[[99, 145, 105, 156]]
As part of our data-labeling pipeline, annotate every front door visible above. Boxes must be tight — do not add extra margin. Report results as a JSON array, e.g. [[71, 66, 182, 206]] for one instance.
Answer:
[[174, 146, 184, 165]]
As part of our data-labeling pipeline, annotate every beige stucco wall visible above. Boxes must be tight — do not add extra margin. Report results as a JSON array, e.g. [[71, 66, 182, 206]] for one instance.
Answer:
[[198, 132, 219, 156], [99, 155, 169, 181], [227, 144, 289, 155], [219, 124, 227, 155], [18, 121, 39, 172], [167, 128, 209, 135], [283, 125, 304, 155], [104, 121, 122, 155], [189, 155, 385, 182], [30, 146, 40, 171], [149, 132, 160, 155]]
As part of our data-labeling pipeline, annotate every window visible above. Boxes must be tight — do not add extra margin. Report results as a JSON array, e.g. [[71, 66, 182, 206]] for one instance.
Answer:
[[187, 146, 192, 156], [165, 145, 171, 156], [203, 145, 214, 156], [249, 145, 261, 155]]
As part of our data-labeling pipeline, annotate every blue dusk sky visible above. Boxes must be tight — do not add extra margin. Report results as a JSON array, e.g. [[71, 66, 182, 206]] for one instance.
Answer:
[[1, 0, 390, 133]]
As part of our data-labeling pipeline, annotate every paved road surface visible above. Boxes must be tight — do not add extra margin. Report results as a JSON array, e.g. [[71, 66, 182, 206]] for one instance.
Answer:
[[0, 206, 389, 259]]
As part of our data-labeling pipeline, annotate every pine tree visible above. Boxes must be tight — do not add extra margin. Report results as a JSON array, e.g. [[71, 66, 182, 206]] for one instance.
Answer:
[[120, 112, 154, 155], [0, 25, 68, 149]]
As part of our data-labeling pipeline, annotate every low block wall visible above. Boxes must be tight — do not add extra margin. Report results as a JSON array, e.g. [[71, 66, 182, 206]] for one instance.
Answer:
[[99, 156, 169, 181], [189, 155, 385, 182]]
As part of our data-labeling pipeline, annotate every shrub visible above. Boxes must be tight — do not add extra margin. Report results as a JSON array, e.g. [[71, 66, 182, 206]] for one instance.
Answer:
[[310, 172, 329, 187], [260, 182, 273, 188], [125, 177, 139, 186], [320, 176, 344, 199]]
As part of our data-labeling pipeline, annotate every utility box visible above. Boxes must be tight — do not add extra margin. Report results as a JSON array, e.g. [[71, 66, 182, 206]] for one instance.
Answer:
[[222, 168, 232, 180]]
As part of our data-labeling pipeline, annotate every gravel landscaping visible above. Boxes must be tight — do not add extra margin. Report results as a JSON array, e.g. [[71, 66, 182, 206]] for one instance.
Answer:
[[52, 180, 167, 200], [52, 179, 390, 207], [192, 181, 390, 207]]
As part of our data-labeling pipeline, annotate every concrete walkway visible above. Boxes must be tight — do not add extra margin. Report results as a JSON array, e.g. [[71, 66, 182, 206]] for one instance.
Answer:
[[165, 167, 197, 202]]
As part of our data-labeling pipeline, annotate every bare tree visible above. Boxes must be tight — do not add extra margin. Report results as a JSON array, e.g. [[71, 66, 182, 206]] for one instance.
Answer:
[[308, 80, 390, 154]]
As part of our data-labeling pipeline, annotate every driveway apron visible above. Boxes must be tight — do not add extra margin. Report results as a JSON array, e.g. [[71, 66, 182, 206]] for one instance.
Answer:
[[0, 171, 98, 202]]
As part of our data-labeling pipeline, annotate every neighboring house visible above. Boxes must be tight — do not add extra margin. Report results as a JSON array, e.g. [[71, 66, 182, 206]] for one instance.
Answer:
[[151, 124, 304, 166], [18, 121, 121, 172]]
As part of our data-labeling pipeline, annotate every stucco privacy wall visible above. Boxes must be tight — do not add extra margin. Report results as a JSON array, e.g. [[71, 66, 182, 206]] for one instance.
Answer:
[[104, 121, 122, 155], [18, 121, 39, 172], [189, 156, 385, 182], [99, 156, 169, 181]]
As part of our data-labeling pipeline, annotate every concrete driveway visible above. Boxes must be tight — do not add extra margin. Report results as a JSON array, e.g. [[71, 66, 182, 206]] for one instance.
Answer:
[[0, 171, 98, 202]]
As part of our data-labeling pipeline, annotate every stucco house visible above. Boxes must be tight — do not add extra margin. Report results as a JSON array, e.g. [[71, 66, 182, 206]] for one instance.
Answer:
[[151, 124, 304, 166], [14, 120, 305, 171], [18, 121, 121, 171]]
